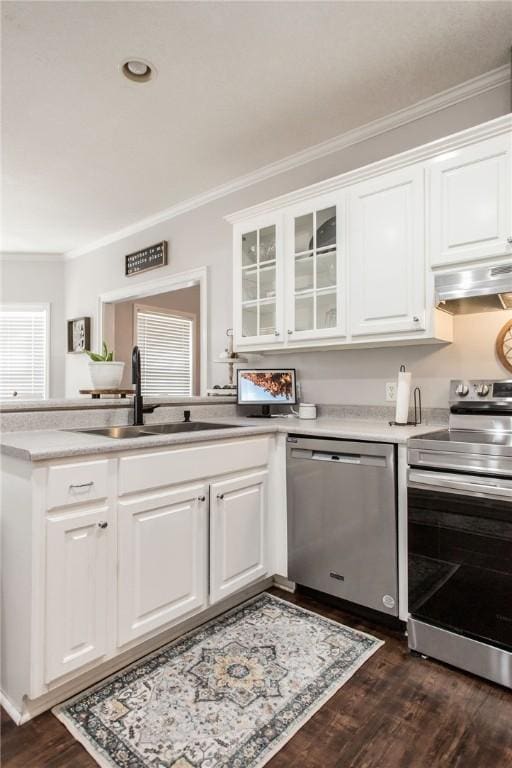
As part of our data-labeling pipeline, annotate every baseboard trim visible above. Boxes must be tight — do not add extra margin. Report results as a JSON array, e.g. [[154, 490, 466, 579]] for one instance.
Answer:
[[0, 690, 26, 725], [272, 575, 295, 593]]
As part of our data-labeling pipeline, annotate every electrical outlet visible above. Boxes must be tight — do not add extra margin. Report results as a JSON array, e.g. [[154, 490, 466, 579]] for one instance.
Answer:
[[386, 382, 397, 402]]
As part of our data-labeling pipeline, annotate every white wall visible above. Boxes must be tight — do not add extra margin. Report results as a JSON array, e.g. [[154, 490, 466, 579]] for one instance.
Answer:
[[0, 258, 66, 397], [263, 310, 512, 408], [64, 83, 511, 404]]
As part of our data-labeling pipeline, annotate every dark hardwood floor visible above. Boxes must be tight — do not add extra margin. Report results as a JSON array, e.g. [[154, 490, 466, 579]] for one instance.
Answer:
[[2, 587, 511, 768]]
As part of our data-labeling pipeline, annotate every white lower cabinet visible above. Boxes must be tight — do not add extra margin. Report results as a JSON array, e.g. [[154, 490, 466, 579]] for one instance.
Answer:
[[1, 438, 276, 720], [209, 470, 269, 604], [117, 483, 209, 646], [45, 504, 112, 684]]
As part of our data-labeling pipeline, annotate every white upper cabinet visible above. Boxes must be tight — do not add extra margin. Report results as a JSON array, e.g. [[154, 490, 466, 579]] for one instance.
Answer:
[[429, 134, 512, 268], [229, 116, 511, 351], [285, 195, 345, 342], [349, 167, 425, 336], [233, 215, 284, 348]]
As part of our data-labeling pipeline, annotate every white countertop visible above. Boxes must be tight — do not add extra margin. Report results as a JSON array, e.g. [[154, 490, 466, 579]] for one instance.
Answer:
[[0, 416, 444, 462]]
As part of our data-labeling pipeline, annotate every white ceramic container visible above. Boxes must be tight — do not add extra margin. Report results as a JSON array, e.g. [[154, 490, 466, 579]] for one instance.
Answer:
[[88, 361, 125, 389], [293, 403, 317, 419]]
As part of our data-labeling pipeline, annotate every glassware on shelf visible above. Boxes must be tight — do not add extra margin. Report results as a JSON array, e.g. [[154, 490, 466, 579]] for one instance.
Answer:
[[242, 230, 257, 267], [316, 249, 336, 290], [259, 225, 276, 263], [294, 213, 314, 254], [295, 253, 314, 293], [242, 268, 258, 302], [259, 265, 276, 300], [315, 207, 336, 248]]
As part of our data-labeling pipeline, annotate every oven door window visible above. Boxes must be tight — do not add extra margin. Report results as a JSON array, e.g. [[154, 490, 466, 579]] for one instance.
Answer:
[[408, 485, 512, 651]]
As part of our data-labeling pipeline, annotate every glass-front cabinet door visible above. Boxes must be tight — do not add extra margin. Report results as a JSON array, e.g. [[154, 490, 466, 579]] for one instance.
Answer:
[[285, 195, 345, 341], [233, 215, 283, 348]]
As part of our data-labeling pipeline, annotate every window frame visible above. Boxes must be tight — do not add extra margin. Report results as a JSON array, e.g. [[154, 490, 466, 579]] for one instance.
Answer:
[[0, 302, 51, 400], [133, 303, 196, 397]]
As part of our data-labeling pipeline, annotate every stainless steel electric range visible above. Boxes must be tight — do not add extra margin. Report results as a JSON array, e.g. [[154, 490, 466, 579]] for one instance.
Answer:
[[407, 379, 512, 688]]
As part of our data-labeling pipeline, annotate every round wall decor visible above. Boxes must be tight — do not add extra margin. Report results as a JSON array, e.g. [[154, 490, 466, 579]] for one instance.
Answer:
[[496, 319, 512, 373]]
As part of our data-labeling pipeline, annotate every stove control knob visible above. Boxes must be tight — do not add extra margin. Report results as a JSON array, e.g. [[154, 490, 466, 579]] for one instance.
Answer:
[[476, 384, 490, 397], [455, 384, 469, 397]]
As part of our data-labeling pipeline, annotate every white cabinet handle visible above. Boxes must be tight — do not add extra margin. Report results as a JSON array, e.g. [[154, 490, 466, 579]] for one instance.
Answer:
[[288, 330, 293, 335], [69, 481, 94, 490], [97, 521, 108, 529], [198, 495, 206, 502], [413, 316, 420, 322], [217, 493, 225, 500], [507, 236, 512, 244], [274, 331, 279, 336]]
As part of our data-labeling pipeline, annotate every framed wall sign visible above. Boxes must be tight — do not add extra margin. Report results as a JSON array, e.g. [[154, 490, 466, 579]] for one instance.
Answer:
[[67, 316, 91, 353], [125, 241, 168, 276]]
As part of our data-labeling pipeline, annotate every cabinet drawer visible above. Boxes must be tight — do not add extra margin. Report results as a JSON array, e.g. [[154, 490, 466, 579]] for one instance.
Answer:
[[47, 459, 110, 510], [118, 437, 270, 495]]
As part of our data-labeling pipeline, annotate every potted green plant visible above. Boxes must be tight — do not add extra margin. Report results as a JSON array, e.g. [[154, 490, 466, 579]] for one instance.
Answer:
[[85, 342, 125, 389]]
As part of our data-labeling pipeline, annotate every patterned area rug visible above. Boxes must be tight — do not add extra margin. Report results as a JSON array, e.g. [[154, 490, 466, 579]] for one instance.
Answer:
[[54, 593, 383, 768]]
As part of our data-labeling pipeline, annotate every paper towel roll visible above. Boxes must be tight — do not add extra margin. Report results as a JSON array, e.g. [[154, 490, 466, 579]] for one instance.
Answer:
[[395, 369, 412, 424]]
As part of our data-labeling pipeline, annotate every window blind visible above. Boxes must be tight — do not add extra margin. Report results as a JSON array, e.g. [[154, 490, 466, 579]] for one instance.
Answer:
[[136, 309, 193, 397], [0, 306, 49, 399]]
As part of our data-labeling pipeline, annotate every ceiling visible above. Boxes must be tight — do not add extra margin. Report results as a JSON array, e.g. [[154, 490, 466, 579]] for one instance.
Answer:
[[2, 1, 512, 255]]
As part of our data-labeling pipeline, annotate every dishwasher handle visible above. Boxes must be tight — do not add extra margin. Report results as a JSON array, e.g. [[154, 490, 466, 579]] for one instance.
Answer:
[[312, 450, 360, 464], [290, 448, 387, 467]]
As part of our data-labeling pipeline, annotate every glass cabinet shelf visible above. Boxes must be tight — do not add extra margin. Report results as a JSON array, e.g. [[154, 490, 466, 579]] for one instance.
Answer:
[[292, 205, 338, 334], [239, 223, 278, 339]]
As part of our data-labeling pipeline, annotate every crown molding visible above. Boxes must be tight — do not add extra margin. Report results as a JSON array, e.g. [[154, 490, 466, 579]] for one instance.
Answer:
[[65, 64, 510, 260], [0, 252, 65, 262], [226, 112, 512, 223]]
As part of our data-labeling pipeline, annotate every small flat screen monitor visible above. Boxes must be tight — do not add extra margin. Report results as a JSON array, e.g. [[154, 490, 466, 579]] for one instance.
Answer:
[[237, 369, 297, 417]]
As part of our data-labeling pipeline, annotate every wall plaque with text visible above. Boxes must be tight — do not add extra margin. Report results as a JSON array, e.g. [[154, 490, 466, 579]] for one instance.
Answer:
[[125, 241, 168, 276]]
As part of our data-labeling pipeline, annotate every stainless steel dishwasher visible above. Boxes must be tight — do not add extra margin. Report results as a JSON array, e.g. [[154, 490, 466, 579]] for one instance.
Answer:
[[287, 435, 398, 616]]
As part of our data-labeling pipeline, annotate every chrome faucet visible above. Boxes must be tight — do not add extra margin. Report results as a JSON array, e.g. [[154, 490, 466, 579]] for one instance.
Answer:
[[131, 345, 160, 425]]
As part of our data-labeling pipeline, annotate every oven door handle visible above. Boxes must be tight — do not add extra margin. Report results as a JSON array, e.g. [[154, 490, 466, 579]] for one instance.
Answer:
[[408, 470, 512, 499]]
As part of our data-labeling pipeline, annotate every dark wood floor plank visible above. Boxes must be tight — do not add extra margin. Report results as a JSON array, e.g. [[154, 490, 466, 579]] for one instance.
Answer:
[[1, 587, 511, 768]]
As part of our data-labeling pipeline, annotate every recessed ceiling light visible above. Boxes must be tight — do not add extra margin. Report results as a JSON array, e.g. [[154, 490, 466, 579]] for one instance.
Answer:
[[122, 59, 154, 83]]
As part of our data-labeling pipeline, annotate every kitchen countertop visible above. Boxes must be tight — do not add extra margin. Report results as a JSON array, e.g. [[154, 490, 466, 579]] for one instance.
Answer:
[[0, 416, 444, 462]]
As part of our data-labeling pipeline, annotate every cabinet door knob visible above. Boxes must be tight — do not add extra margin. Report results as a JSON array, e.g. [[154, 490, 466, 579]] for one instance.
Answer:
[[413, 316, 420, 322], [217, 493, 224, 500], [274, 331, 279, 336], [98, 521, 108, 529], [288, 329, 293, 335], [198, 495, 206, 502], [507, 236, 512, 244]]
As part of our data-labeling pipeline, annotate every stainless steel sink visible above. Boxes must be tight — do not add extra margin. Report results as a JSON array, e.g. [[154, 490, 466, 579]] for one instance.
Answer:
[[145, 422, 238, 434], [75, 425, 157, 439], [72, 422, 240, 439]]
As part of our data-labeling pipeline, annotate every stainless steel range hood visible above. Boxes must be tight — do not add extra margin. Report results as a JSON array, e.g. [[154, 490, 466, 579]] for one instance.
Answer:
[[435, 263, 512, 315]]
